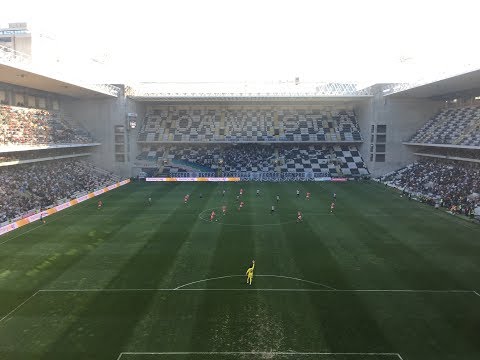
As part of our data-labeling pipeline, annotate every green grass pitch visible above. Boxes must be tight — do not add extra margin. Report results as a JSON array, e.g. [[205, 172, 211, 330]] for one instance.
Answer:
[[0, 181, 479, 360]]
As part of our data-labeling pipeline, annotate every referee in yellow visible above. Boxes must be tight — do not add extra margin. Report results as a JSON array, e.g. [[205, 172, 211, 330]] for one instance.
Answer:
[[246, 260, 255, 285]]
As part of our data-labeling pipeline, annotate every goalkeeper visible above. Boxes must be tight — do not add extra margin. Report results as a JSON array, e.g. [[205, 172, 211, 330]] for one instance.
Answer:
[[246, 260, 255, 285]]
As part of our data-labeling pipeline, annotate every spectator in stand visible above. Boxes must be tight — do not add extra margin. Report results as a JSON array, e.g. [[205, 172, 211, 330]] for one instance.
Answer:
[[381, 159, 480, 216], [0, 159, 118, 223], [222, 144, 275, 172], [0, 105, 93, 145]]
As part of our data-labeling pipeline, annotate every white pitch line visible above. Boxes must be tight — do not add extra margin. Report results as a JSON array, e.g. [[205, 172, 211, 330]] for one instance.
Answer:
[[0, 223, 46, 246], [0, 191, 117, 245], [38, 288, 168, 293], [0, 291, 39, 323], [117, 351, 402, 358], [474, 291, 480, 297], [259, 275, 337, 290], [174, 274, 241, 290], [174, 274, 336, 290], [329, 289, 474, 293], [38, 288, 476, 294]]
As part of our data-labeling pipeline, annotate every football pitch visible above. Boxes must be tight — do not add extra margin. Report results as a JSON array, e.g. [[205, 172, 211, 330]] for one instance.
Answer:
[[0, 181, 479, 360]]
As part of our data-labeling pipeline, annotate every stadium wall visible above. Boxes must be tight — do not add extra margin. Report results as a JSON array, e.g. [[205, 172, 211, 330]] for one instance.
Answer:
[[356, 95, 441, 177], [63, 87, 145, 178]]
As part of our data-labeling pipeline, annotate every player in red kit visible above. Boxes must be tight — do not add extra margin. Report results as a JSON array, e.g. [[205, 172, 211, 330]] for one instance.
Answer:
[[184, 194, 189, 204], [330, 202, 335, 213], [238, 201, 244, 211], [297, 211, 303, 222], [306, 192, 310, 200], [97, 200, 103, 210], [210, 210, 216, 221]]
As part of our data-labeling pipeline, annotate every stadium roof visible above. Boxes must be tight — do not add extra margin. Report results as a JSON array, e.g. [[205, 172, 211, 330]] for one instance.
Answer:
[[128, 81, 375, 101], [383, 68, 480, 99], [0, 45, 120, 98]]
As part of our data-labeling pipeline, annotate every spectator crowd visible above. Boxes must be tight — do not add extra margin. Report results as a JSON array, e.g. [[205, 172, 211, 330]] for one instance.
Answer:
[[380, 159, 480, 217], [222, 144, 276, 172], [0, 105, 93, 145], [0, 159, 118, 223]]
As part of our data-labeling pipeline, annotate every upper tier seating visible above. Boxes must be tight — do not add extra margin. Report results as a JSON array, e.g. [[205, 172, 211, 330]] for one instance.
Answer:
[[0, 105, 93, 145], [138, 108, 362, 143], [409, 106, 480, 146]]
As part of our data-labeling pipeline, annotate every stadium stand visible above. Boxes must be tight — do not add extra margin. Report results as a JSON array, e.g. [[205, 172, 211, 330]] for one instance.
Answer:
[[139, 144, 369, 178], [380, 159, 479, 216], [222, 144, 276, 172], [0, 105, 94, 145], [137, 109, 220, 142], [409, 106, 480, 146], [278, 109, 362, 142], [277, 145, 368, 176], [224, 109, 275, 142], [138, 108, 363, 143], [0, 159, 118, 223], [167, 145, 221, 172], [136, 145, 166, 163], [278, 145, 332, 175], [135, 107, 368, 179], [0, 147, 96, 164], [137, 106, 369, 176]]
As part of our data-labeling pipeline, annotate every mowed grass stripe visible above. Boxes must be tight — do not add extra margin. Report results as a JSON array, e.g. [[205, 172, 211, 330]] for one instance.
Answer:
[[0, 186, 145, 314], [273, 183, 394, 354], [187, 183, 255, 351], [0, 181, 479, 360], [34, 183, 206, 358]]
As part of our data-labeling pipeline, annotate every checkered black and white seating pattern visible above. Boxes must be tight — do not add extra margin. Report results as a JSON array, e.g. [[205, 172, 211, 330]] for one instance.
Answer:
[[172, 110, 220, 142], [224, 110, 276, 142], [334, 145, 369, 176], [167, 146, 221, 172], [278, 109, 362, 142], [138, 108, 363, 143], [222, 144, 276, 172], [136, 146, 165, 162], [409, 106, 480, 146], [151, 144, 369, 177], [278, 145, 333, 175]]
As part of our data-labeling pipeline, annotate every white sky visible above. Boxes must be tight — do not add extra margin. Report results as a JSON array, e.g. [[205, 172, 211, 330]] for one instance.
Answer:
[[1, 0, 480, 83]]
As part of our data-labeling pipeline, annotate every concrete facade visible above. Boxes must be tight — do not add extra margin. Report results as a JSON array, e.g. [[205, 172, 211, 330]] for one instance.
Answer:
[[4, 88, 440, 179], [64, 87, 145, 178], [355, 94, 442, 177]]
